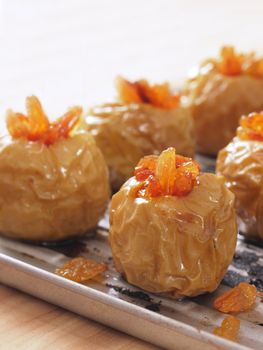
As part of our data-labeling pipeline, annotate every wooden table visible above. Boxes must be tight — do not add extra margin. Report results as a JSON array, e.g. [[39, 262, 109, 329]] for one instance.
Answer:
[[0, 1, 262, 349], [0, 284, 159, 350]]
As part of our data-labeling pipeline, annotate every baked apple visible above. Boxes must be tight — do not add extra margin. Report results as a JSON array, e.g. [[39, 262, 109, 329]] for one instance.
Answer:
[[0, 96, 110, 242], [184, 46, 263, 155], [85, 77, 194, 189], [110, 148, 237, 297], [216, 112, 263, 240]]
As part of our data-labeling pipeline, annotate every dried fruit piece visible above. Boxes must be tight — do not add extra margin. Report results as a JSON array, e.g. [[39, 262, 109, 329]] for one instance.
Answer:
[[55, 257, 107, 283], [214, 46, 263, 77], [144, 175, 163, 198], [213, 282, 257, 313], [42, 106, 82, 145], [173, 171, 195, 197], [116, 76, 179, 110], [115, 77, 142, 104], [26, 96, 50, 135], [237, 112, 263, 141], [6, 96, 82, 145], [213, 315, 240, 341], [202, 46, 263, 77], [217, 46, 243, 76], [6, 96, 49, 141], [175, 155, 200, 175], [244, 58, 263, 78], [134, 155, 158, 181], [134, 148, 200, 198], [156, 148, 176, 195]]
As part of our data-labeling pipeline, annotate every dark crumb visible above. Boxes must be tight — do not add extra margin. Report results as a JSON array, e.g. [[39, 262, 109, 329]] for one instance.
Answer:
[[51, 241, 87, 258], [145, 302, 161, 312], [21, 252, 38, 260], [250, 278, 263, 292], [107, 257, 113, 261], [244, 239, 263, 249], [249, 264, 263, 279], [21, 252, 46, 263], [233, 251, 259, 270], [93, 247, 100, 253], [106, 283, 153, 302], [222, 270, 250, 288]]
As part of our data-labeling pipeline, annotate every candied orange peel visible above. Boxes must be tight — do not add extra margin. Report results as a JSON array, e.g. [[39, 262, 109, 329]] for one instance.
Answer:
[[55, 257, 107, 283], [6, 96, 82, 145], [213, 282, 257, 313], [212, 46, 263, 77], [134, 148, 200, 198], [237, 112, 263, 141], [213, 315, 240, 342], [116, 76, 180, 110]]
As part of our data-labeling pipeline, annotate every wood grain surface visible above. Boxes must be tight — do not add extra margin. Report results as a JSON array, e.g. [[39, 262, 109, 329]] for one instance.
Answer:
[[0, 0, 262, 349], [0, 284, 159, 350]]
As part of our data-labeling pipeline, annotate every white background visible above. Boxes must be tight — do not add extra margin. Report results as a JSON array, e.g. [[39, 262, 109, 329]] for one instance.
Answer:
[[0, 0, 262, 124]]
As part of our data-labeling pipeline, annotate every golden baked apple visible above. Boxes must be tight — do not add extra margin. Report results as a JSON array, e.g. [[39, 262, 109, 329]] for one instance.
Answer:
[[0, 96, 110, 242], [217, 112, 263, 240], [85, 77, 195, 189], [185, 46, 263, 155], [110, 148, 237, 297]]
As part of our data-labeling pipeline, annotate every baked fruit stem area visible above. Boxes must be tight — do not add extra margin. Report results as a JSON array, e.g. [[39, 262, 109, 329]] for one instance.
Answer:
[[134, 147, 200, 198], [6, 96, 82, 145], [207, 46, 263, 77], [237, 112, 263, 141], [116, 76, 180, 110]]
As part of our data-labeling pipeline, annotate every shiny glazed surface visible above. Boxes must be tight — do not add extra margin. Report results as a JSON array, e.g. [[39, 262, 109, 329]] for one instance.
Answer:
[[217, 137, 263, 240], [185, 70, 263, 155], [0, 132, 110, 241], [85, 103, 195, 189], [109, 173, 237, 297]]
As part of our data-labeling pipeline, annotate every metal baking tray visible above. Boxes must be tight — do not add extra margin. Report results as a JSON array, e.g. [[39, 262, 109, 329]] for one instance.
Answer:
[[0, 157, 262, 350]]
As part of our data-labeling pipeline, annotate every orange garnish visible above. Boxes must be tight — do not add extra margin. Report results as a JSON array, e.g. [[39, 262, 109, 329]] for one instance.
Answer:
[[156, 147, 176, 194], [213, 315, 240, 341], [55, 257, 107, 283], [6, 96, 82, 145], [217, 47, 243, 76], [214, 46, 263, 77], [134, 148, 200, 198], [213, 282, 257, 313], [116, 77, 180, 110], [237, 112, 263, 141], [134, 155, 158, 181]]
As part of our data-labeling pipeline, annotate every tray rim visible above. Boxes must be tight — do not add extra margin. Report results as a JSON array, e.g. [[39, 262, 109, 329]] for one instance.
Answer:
[[0, 252, 253, 350]]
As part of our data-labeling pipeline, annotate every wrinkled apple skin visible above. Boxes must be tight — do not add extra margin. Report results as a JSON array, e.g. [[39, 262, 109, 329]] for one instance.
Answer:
[[185, 71, 263, 155], [109, 173, 237, 297], [0, 132, 110, 241], [85, 103, 195, 189], [217, 137, 263, 240]]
